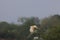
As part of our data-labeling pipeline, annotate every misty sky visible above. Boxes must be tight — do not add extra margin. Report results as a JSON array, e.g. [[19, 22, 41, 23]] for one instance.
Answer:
[[0, 0, 60, 23]]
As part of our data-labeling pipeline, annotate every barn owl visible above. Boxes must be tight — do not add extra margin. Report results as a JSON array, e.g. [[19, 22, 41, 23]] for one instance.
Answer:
[[29, 25, 38, 33]]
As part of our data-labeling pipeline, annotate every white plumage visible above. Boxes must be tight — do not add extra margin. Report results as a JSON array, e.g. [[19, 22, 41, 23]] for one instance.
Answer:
[[29, 25, 38, 33]]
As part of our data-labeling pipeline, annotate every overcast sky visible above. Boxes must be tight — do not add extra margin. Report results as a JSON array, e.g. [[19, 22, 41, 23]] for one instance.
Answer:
[[0, 0, 60, 23]]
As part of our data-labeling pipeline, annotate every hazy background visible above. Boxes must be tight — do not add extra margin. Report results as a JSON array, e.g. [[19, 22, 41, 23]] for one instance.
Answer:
[[0, 0, 60, 23]]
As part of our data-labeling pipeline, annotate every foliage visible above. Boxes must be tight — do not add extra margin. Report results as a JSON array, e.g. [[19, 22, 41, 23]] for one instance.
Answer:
[[0, 17, 40, 40], [0, 15, 60, 40], [41, 15, 60, 40]]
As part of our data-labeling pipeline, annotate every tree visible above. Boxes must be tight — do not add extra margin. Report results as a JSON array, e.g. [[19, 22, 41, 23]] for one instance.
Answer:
[[17, 17, 40, 40], [41, 15, 60, 40]]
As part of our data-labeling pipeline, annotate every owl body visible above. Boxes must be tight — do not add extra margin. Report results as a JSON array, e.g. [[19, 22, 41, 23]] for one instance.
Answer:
[[30, 25, 38, 33]]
